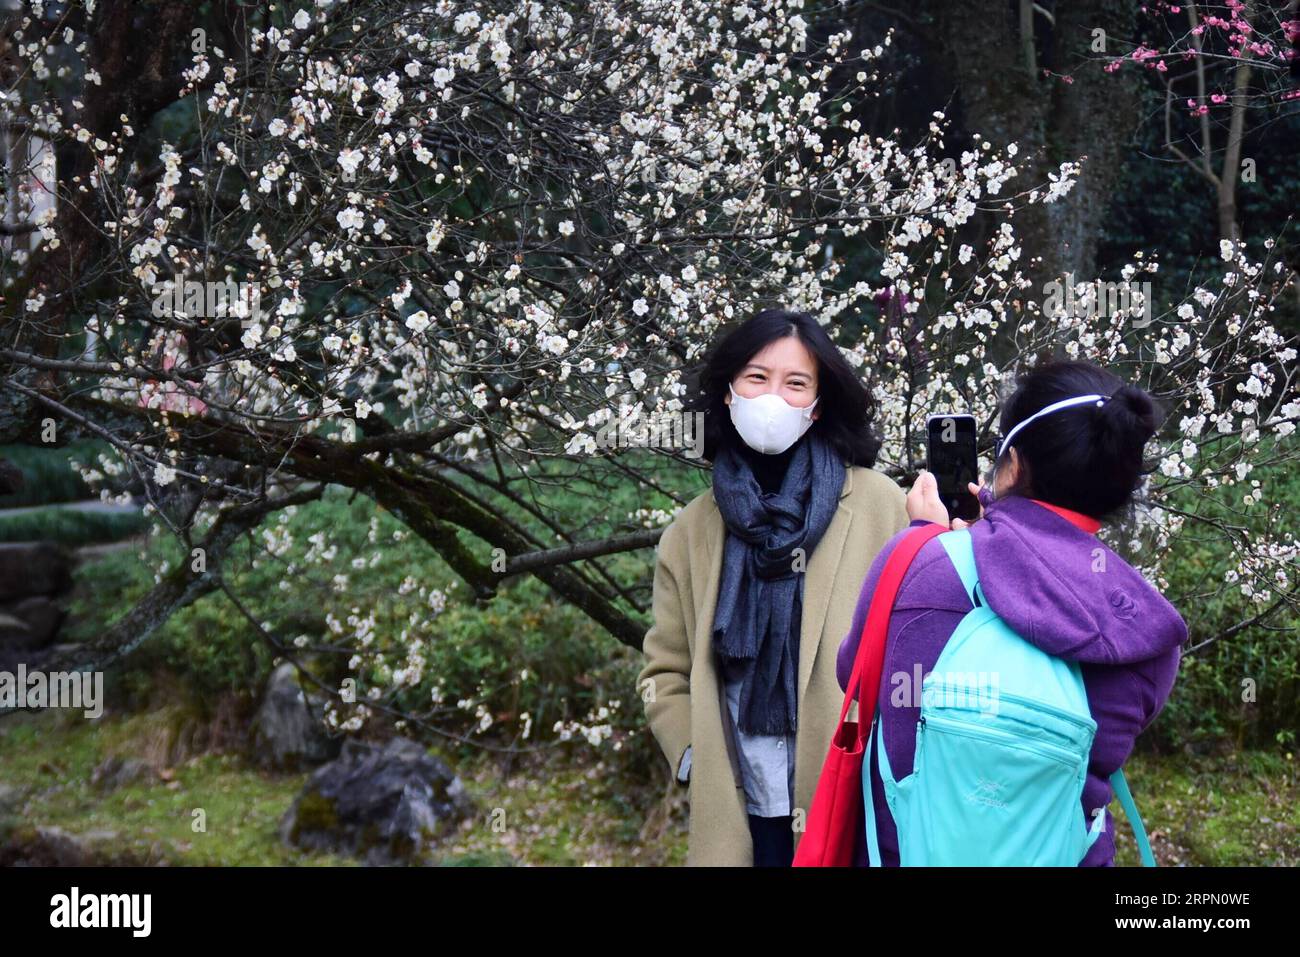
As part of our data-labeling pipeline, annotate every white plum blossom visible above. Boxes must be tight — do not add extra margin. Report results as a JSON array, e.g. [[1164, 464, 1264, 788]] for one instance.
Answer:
[[337, 147, 363, 177], [425, 222, 446, 252], [336, 206, 364, 231]]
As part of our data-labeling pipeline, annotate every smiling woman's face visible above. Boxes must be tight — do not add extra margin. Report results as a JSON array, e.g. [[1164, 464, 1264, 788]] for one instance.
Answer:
[[724, 334, 821, 416]]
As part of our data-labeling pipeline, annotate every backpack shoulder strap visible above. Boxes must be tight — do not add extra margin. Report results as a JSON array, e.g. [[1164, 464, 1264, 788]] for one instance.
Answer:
[[1110, 769, 1157, 867], [864, 709, 901, 867], [865, 714, 883, 866], [936, 527, 986, 608]]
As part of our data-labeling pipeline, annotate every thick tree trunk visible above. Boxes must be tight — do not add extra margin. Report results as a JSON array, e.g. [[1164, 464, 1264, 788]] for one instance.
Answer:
[[927, 0, 1141, 292], [1048, 0, 1143, 279]]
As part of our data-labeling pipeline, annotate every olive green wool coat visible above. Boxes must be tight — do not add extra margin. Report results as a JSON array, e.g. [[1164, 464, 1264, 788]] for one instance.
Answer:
[[638, 465, 909, 866]]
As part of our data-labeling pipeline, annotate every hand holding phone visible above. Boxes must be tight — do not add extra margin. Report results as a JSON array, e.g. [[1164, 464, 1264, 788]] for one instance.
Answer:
[[906, 471, 984, 528]]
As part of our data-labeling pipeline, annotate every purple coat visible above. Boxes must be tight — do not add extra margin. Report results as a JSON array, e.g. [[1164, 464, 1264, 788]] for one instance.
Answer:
[[835, 490, 1186, 866]]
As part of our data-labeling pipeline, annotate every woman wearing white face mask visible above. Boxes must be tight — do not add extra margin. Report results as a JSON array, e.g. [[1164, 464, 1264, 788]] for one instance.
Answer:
[[638, 308, 910, 866]]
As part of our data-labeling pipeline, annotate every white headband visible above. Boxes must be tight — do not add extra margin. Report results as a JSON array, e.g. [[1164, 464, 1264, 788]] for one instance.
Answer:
[[997, 394, 1108, 460]]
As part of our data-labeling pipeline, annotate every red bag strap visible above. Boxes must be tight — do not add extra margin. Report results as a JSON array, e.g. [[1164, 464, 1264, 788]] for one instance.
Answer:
[[838, 522, 947, 743]]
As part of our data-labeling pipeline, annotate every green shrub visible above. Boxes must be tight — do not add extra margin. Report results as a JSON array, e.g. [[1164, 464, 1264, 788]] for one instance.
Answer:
[[65, 488, 665, 778], [1147, 451, 1300, 753], [0, 440, 112, 508], [0, 506, 147, 545]]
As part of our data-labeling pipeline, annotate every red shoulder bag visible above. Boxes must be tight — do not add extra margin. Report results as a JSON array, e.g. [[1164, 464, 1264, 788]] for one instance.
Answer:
[[792, 522, 945, 867]]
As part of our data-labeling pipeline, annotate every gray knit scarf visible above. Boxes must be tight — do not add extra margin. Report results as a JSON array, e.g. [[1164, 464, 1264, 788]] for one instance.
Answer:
[[711, 431, 845, 734]]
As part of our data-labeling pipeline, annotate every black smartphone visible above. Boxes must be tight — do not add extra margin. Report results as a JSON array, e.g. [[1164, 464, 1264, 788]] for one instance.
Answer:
[[925, 413, 980, 522]]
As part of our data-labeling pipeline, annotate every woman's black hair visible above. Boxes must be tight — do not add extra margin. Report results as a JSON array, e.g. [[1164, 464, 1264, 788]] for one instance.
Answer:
[[688, 308, 882, 466], [996, 359, 1161, 520]]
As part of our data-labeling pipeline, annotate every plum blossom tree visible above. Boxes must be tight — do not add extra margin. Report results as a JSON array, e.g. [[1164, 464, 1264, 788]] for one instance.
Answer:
[[1097, 0, 1300, 242], [0, 0, 1296, 743]]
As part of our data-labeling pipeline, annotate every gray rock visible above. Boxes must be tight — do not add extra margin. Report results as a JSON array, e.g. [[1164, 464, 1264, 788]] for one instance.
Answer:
[[0, 610, 32, 647], [250, 663, 340, 770], [0, 783, 23, 817], [0, 825, 122, 866], [0, 542, 72, 602], [90, 754, 154, 792], [0, 595, 65, 650], [280, 737, 476, 865]]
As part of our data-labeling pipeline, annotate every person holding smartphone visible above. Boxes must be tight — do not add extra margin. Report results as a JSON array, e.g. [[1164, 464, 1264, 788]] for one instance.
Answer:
[[835, 359, 1187, 866], [638, 308, 909, 866]]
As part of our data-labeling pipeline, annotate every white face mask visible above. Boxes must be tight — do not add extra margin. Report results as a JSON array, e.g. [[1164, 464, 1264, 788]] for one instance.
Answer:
[[727, 383, 819, 455]]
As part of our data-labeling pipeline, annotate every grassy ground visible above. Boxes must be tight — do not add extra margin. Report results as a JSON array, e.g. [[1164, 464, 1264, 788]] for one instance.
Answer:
[[1115, 750, 1299, 866], [0, 707, 355, 866], [1, 705, 1293, 866], [0, 705, 686, 866]]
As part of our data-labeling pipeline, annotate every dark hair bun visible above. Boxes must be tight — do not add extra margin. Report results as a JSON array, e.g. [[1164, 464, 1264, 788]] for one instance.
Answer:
[[1096, 384, 1158, 455]]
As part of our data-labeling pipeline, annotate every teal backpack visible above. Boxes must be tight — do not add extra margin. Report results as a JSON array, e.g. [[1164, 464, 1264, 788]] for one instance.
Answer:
[[864, 528, 1156, 867]]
